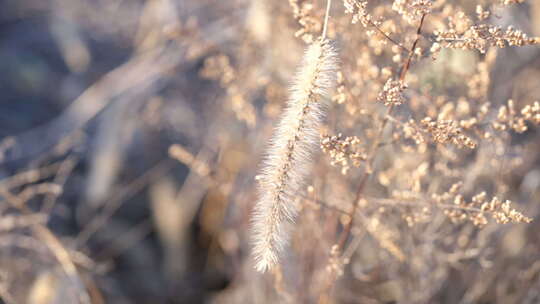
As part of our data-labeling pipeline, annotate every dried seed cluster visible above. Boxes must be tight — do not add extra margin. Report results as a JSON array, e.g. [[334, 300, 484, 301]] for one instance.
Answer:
[[252, 39, 338, 273], [321, 133, 367, 174], [420, 118, 477, 149], [435, 25, 539, 54], [493, 100, 540, 133], [392, 0, 433, 24], [378, 78, 408, 106], [433, 185, 532, 226]]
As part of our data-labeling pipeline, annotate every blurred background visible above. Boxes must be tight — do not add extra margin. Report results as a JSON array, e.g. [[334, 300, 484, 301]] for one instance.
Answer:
[[0, 0, 539, 303], [0, 0, 246, 303]]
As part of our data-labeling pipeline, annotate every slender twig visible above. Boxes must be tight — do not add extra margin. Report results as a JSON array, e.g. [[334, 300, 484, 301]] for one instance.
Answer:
[[368, 19, 410, 53], [296, 192, 352, 215], [337, 13, 428, 254], [0, 188, 91, 304], [322, 0, 332, 39], [300, 193, 486, 219], [400, 14, 427, 81]]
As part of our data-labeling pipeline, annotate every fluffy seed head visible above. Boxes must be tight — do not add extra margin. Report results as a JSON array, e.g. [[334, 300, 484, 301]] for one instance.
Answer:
[[251, 39, 338, 273]]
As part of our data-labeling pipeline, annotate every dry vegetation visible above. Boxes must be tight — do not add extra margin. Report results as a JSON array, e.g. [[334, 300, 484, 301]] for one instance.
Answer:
[[1, 0, 540, 303]]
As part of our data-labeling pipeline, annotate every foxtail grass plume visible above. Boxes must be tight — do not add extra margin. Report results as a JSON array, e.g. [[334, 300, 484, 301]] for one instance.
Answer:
[[251, 38, 338, 273]]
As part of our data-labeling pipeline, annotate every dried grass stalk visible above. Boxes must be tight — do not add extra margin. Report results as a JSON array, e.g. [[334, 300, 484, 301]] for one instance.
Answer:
[[252, 38, 338, 272]]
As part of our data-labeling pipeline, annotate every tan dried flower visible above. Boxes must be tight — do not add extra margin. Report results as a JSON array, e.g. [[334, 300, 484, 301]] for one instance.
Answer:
[[289, 0, 322, 43], [480, 196, 532, 224], [434, 186, 531, 226], [493, 99, 540, 133], [421, 118, 477, 149], [392, 0, 432, 24], [378, 78, 407, 106], [435, 24, 539, 54], [402, 119, 426, 144], [475, 5, 490, 21], [321, 133, 367, 174], [343, 0, 371, 26], [521, 101, 540, 125]]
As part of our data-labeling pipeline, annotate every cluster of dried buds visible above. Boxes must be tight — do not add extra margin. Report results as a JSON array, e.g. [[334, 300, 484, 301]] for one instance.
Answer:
[[378, 78, 407, 106], [321, 133, 367, 174], [493, 100, 540, 133], [343, 0, 373, 27], [433, 184, 531, 226], [289, 0, 322, 43], [421, 118, 477, 149], [435, 25, 539, 54], [392, 0, 432, 24]]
